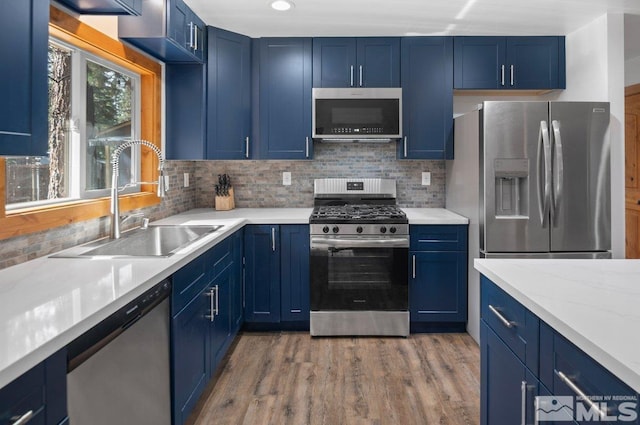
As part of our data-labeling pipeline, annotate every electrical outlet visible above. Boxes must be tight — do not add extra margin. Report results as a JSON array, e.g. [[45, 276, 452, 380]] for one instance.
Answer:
[[183, 173, 189, 187], [283, 171, 292, 186], [422, 172, 431, 186], [163, 175, 170, 190]]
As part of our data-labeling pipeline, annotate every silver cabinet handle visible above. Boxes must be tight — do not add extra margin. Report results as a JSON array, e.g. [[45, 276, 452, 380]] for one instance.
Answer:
[[272, 227, 276, 252], [359, 65, 363, 87], [214, 284, 219, 316], [501, 65, 505, 86], [350, 65, 354, 87], [194, 24, 199, 51], [206, 288, 215, 321], [556, 370, 607, 419], [412, 255, 416, 279], [403, 136, 408, 158], [510, 64, 515, 86], [305, 136, 309, 158], [488, 305, 514, 328], [521, 381, 527, 425], [188, 22, 195, 49], [245, 136, 250, 158], [11, 411, 34, 425]]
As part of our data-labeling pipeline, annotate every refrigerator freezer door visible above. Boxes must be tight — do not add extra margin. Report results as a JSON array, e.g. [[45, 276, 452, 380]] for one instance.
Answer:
[[482, 101, 550, 253], [549, 102, 610, 252]]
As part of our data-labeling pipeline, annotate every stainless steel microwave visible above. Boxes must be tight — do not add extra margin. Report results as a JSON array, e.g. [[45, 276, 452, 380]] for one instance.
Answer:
[[312, 88, 402, 142]]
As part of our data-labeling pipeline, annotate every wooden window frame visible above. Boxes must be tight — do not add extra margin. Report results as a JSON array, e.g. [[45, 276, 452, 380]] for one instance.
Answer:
[[0, 7, 162, 241]]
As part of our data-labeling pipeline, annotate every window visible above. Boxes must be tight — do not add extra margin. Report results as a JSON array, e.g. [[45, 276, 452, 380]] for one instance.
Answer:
[[0, 6, 162, 241], [5, 38, 141, 209]]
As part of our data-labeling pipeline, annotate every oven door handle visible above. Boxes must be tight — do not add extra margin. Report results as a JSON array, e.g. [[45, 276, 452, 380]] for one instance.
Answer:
[[311, 236, 410, 249]]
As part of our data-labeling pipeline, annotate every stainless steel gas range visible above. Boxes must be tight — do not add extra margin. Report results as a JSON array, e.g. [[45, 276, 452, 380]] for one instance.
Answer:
[[309, 178, 409, 337]]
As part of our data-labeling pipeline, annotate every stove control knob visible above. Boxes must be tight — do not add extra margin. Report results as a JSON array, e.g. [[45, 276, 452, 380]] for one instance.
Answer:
[[380, 226, 387, 234], [389, 227, 397, 234], [332, 226, 340, 234], [322, 226, 330, 233], [356, 226, 363, 234]]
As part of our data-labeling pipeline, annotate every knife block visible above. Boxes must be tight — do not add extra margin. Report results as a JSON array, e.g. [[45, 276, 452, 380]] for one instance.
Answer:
[[215, 187, 235, 211]]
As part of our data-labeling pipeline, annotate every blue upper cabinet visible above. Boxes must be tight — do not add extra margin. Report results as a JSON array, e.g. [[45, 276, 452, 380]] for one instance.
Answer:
[[312, 37, 400, 87], [256, 38, 313, 159], [0, 0, 48, 156], [454, 36, 565, 90], [118, 0, 205, 63], [165, 64, 206, 160], [207, 28, 251, 159], [399, 37, 453, 160], [55, 0, 141, 15]]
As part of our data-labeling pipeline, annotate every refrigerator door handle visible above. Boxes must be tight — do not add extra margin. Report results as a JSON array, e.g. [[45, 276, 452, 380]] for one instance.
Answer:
[[537, 120, 552, 227], [551, 120, 564, 224]]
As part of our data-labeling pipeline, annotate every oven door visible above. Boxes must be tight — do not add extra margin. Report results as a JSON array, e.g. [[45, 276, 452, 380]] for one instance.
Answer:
[[310, 235, 409, 311]]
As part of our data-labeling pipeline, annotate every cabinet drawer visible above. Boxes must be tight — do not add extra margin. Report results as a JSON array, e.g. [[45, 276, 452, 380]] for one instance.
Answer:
[[410, 225, 467, 251], [211, 236, 233, 277], [480, 276, 539, 373], [0, 363, 46, 425], [172, 252, 209, 314], [540, 324, 638, 423]]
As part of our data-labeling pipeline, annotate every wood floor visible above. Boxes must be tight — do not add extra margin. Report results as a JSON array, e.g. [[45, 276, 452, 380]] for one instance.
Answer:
[[187, 332, 480, 425]]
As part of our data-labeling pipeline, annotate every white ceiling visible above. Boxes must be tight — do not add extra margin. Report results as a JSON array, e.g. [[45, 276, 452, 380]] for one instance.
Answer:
[[185, 0, 640, 39]]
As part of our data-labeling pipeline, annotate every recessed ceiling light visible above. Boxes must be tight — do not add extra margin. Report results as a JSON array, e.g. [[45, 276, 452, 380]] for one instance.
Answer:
[[271, 0, 294, 11]]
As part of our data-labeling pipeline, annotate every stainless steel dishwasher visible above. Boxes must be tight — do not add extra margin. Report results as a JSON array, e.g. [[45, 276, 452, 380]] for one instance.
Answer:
[[66, 279, 171, 425]]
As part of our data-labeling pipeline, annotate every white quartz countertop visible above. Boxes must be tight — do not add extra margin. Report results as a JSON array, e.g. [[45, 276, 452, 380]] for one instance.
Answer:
[[474, 259, 640, 392], [403, 208, 468, 224], [0, 206, 466, 388]]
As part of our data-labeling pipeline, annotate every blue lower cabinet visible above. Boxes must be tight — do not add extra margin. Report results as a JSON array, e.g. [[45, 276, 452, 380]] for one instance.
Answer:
[[409, 225, 468, 330], [171, 285, 210, 425], [280, 225, 310, 323], [231, 229, 244, 332], [0, 349, 67, 425], [244, 225, 310, 328], [244, 225, 281, 323], [209, 263, 232, 371], [481, 321, 540, 425]]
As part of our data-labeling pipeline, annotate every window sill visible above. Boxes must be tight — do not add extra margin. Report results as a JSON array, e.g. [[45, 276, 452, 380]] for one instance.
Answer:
[[0, 192, 160, 241]]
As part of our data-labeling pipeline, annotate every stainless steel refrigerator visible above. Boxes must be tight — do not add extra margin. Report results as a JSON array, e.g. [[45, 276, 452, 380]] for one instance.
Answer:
[[446, 101, 611, 341]]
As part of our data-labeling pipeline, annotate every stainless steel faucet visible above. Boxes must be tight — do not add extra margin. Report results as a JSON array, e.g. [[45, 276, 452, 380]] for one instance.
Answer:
[[110, 140, 166, 239]]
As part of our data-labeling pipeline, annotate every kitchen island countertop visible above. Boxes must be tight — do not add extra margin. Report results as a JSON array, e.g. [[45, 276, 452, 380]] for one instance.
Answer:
[[475, 258, 640, 392]]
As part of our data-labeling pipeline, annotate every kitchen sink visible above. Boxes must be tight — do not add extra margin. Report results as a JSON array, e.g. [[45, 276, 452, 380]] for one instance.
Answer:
[[51, 225, 223, 258]]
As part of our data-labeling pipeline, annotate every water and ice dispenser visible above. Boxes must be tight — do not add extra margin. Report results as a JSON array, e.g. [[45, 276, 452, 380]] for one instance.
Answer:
[[494, 158, 529, 218]]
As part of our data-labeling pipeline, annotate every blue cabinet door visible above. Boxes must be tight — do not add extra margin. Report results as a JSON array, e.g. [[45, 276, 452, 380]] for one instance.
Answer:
[[312, 37, 399, 87], [356, 38, 400, 87], [399, 37, 453, 159], [207, 28, 251, 159], [507, 37, 565, 89], [118, 0, 205, 63], [0, 0, 48, 156], [481, 322, 540, 425], [210, 263, 231, 371], [312, 38, 357, 87], [410, 250, 467, 323], [244, 225, 281, 322], [257, 38, 312, 159], [280, 225, 310, 323], [454, 36, 565, 90], [231, 229, 244, 332], [171, 286, 209, 425], [165, 64, 206, 159], [454, 37, 506, 89]]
